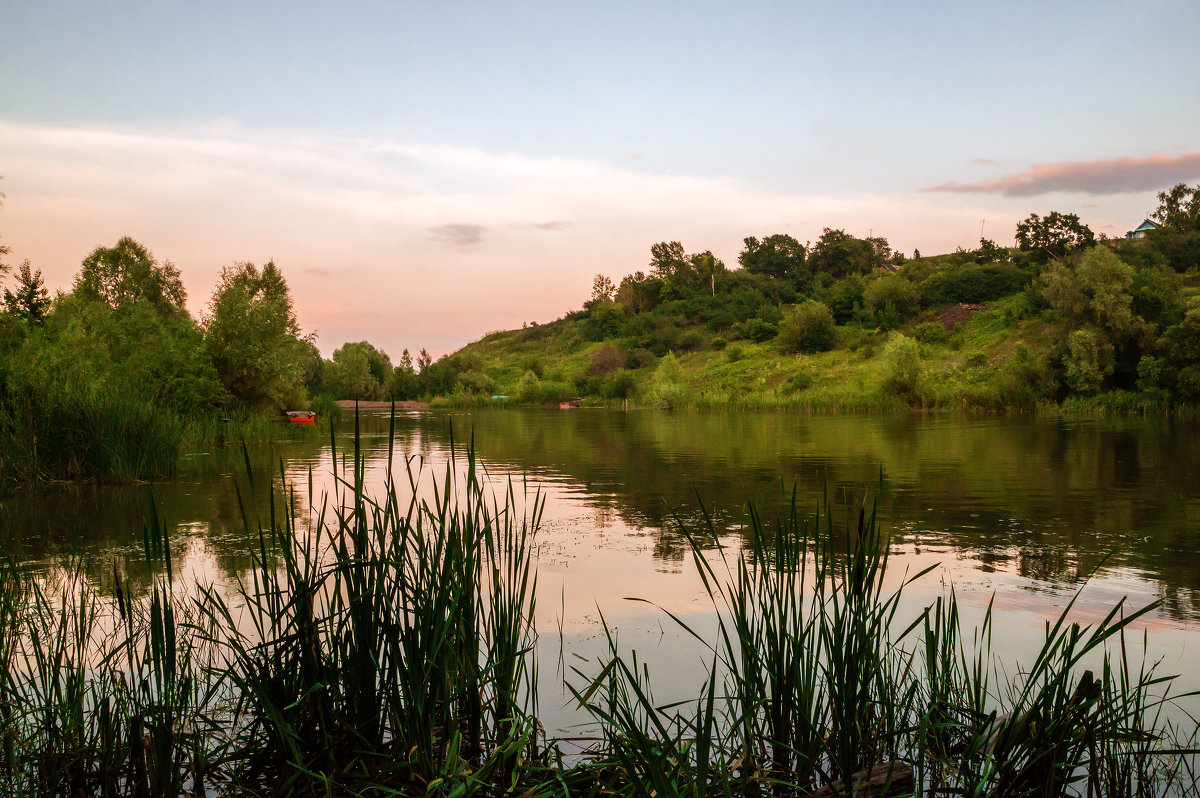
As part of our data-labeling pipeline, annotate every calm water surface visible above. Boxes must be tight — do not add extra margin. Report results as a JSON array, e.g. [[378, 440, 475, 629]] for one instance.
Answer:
[[4, 408, 1199, 737]]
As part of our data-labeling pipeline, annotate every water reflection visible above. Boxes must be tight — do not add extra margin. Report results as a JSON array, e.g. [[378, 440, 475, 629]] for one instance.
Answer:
[[3, 409, 1199, 624]]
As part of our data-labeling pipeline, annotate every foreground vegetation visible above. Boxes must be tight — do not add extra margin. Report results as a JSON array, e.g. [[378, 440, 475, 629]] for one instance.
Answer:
[[1, 421, 1197, 796]]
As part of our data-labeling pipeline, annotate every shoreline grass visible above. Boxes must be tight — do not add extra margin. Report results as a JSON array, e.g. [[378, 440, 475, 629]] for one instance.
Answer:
[[1, 414, 1197, 796]]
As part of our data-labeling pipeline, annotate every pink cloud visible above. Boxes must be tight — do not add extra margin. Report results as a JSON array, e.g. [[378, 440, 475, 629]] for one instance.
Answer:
[[926, 152, 1200, 196]]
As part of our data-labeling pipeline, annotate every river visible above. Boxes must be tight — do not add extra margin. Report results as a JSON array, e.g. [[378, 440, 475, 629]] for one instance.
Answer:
[[3, 407, 1198, 740]]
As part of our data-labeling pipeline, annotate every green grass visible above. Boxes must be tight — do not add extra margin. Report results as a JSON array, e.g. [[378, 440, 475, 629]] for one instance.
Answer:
[[2, 417, 1197, 796]]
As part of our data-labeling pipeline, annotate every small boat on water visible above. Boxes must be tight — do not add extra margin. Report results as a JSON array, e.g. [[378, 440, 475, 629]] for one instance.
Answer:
[[286, 410, 317, 426]]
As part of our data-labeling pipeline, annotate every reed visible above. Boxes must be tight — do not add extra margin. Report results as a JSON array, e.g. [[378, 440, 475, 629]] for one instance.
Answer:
[[1, 413, 1198, 796]]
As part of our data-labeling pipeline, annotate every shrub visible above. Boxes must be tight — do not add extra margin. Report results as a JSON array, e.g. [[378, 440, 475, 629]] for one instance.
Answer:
[[965, 352, 988, 368], [735, 317, 778, 342], [515, 370, 540, 402], [628, 347, 656, 369], [777, 300, 836, 354], [647, 352, 686, 409], [589, 343, 627, 375], [724, 343, 747, 363], [920, 263, 1030, 304], [602, 369, 638, 399], [864, 275, 919, 329], [912, 322, 949, 345], [710, 336, 728, 350], [996, 345, 1048, 408], [784, 371, 815, 393], [1064, 328, 1114, 394], [678, 328, 705, 352], [880, 333, 921, 396]]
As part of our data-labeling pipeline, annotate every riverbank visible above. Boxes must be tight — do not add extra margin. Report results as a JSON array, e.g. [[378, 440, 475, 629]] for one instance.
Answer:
[[415, 296, 1197, 416]]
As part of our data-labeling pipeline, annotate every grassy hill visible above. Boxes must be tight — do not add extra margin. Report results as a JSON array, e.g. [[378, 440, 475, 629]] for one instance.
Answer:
[[411, 235, 1199, 414]]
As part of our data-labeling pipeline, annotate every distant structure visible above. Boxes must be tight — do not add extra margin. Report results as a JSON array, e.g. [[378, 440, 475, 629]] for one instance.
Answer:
[[1125, 219, 1159, 240]]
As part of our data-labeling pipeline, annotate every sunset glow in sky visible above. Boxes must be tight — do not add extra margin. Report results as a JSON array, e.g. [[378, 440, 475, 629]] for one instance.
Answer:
[[3, 1, 1199, 357]]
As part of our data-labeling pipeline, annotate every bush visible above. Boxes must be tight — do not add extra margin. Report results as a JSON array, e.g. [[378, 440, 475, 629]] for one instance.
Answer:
[[784, 371, 814, 393], [777, 300, 836, 354], [996, 345, 1049, 408], [1064, 328, 1114, 394], [920, 263, 1030, 304], [628, 347, 656, 369], [864, 275, 919, 329], [515, 370, 540, 402], [734, 317, 778, 342], [678, 328, 705, 352], [602, 369, 638, 399], [589, 343, 627, 375], [725, 343, 747, 363], [912, 322, 949, 345], [965, 352, 988, 368], [710, 336, 728, 350], [647, 352, 686, 409], [880, 333, 922, 396]]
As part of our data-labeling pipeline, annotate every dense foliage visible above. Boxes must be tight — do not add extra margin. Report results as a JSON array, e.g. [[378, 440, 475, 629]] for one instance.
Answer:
[[0, 239, 316, 486], [410, 183, 1198, 412]]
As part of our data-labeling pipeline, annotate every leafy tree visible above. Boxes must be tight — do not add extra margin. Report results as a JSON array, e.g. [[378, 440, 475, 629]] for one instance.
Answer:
[[74, 237, 186, 313], [777, 300, 836, 353], [739, 234, 806, 282], [386, 348, 420, 399], [1015, 212, 1095, 264], [327, 341, 392, 400], [1151, 183, 1200, 232], [649, 241, 687, 278], [590, 274, 615, 304], [1147, 183, 1200, 272], [1064, 328, 1114, 394], [203, 261, 310, 409], [1039, 247, 1140, 337], [3, 260, 50, 323], [827, 274, 866, 323], [973, 238, 1005, 264], [864, 274, 919, 329], [807, 228, 877, 278]]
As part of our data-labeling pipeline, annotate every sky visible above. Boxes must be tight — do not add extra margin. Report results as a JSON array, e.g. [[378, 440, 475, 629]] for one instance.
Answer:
[[2, 1, 1199, 358]]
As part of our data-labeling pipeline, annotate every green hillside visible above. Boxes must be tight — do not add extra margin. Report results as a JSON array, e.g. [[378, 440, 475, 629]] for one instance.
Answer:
[[382, 192, 1200, 414]]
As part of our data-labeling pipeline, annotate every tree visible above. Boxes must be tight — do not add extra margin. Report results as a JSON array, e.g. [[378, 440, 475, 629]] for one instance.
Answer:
[[590, 274, 615, 304], [807, 228, 876, 278], [1147, 183, 1200, 273], [74, 237, 186, 313], [739, 234, 806, 282], [1064, 328, 1114, 394], [973, 238, 1005, 264], [864, 274, 919, 329], [327, 341, 392, 400], [203, 260, 310, 409], [3, 260, 50, 323], [1151, 183, 1200, 232], [777, 300, 836, 353], [1015, 212, 1095, 264], [388, 348, 420, 399], [649, 241, 687, 278]]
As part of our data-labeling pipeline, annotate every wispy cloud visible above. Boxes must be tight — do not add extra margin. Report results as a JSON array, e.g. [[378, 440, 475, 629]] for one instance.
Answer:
[[926, 152, 1200, 196], [528, 221, 571, 232], [0, 119, 1110, 357], [430, 223, 485, 246], [969, 157, 995, 165]]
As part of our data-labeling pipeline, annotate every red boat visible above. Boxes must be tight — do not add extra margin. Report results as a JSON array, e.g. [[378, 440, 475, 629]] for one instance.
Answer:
[[286, 410, 317, 426]]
